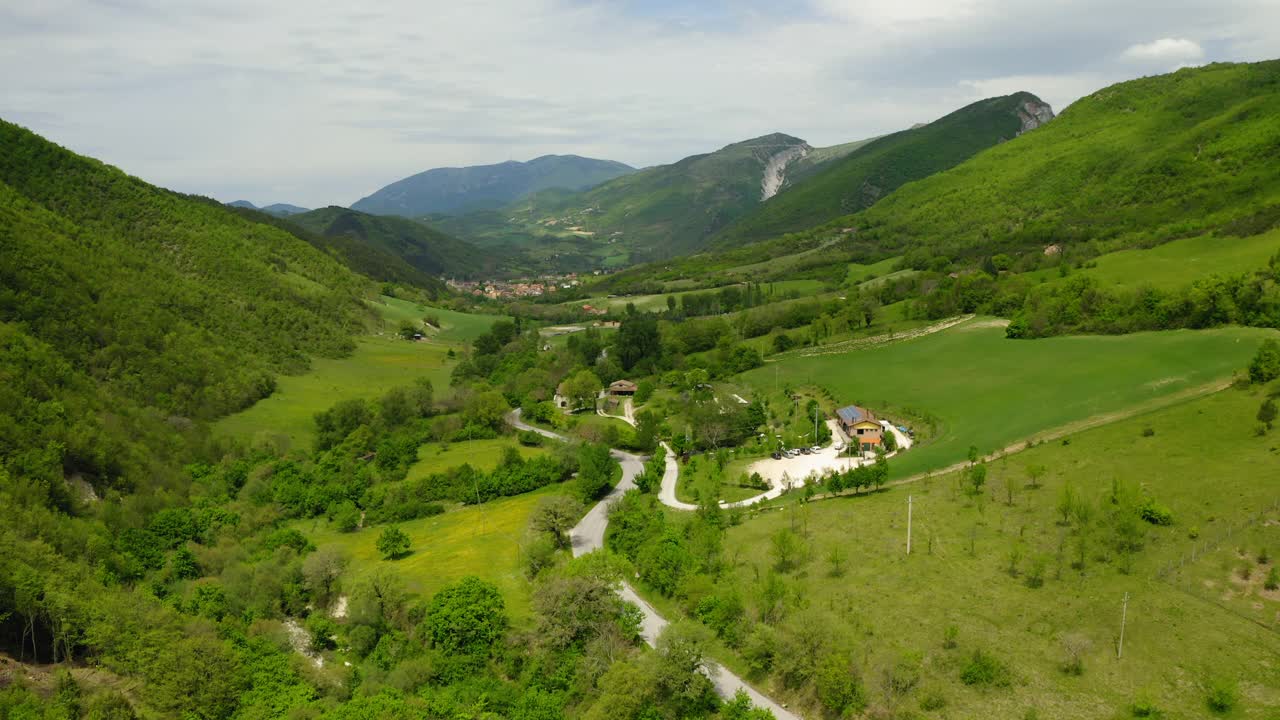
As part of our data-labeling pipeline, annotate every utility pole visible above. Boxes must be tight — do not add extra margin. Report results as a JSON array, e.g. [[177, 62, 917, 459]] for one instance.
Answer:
[[906, 495, 913, 555], [1117, 592, 1130, 659]]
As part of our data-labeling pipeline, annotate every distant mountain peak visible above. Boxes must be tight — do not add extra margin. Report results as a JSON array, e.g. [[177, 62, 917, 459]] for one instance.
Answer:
[[224, 200, 310, 217], [352, 155, 636, 217]]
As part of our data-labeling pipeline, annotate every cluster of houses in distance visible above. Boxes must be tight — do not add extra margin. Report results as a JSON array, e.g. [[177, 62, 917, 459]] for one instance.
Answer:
[[447, 274, 584, 300]]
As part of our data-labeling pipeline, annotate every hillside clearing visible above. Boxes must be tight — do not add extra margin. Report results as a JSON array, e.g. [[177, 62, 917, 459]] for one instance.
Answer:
[[742, 319, 1278, 479]]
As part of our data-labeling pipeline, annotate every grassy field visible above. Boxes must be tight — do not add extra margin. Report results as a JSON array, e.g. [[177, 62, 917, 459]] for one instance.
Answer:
[[694, 386, 1280, 718], [293, 483, 571, 621], [675, 453, 767, 505], [1024, 230, 1280, 291], [845, 256, 901, 286], [213, 335, 454, 451], [564, 279, 829, 314], [405, 438, 548, 479], [214, 300, 499, 449], [371, 295, 502, 343], [742, 319, 1279, 479]]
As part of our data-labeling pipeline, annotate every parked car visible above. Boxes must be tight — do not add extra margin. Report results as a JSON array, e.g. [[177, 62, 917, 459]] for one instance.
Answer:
[[810, 445, 822, 453], [771, 452, 782, 460], [800, 448, 811, 455]]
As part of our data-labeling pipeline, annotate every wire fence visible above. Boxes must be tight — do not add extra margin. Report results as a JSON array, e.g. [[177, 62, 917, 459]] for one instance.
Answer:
[[1154, 497, 1280, 580], [1152, 497, 1280, 633]]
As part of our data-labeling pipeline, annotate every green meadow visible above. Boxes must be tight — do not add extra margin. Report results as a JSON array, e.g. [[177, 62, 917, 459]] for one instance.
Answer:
[[742, 319, 1279, 478], [214, 298, 499, 450], [213, 335, 454, 451], [371, 294, 502, 343], [1026, 229, 1280, 290], [293, 483, 572, 622], [700, 386, 1280, 718], [406, 438, 548, 478]]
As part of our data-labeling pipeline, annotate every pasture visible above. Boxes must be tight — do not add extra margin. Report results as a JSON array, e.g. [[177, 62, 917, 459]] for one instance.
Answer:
[[406, 438, 548, 479], [1027, 229, 1280, 290], [294, 483, 572, 621], [371, 294, 502, 343], [742, 318, 1278, 478], [213, 335, 454, 451], [702, 386, 1280, 718]]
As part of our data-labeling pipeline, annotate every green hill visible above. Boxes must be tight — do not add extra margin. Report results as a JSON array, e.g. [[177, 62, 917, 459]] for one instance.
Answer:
[[351, 154, 635, 216], [508, 132, 813, 262], [287, 206, 493, 280], [842, 60, 1280, 260], [711, 92, 1053, 247], [228, 205, 449, 295], [0, 117, 373, 497]]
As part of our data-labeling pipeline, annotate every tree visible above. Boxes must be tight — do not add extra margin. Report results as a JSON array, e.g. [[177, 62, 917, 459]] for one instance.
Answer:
[[615, 314, 661, 371], [770, 528, 800, 572], [575, 442, 616, 502], [376, 526, 411, 560], [1258, 397, 1277, 431], [424, 576, 508, 656], [463, 390, 509, 432], [530, 495, 582, 549], [633, 410, 659, 452], [1026, 463, 1047, 489], [397, 319, 418, 340], [965, 462, 987, 496], [302, 547, 347, 607], [1249, 339, 1280, 384], [560, 369, 602, 411]]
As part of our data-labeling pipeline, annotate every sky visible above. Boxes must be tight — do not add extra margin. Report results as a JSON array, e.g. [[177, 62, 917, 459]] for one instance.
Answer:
[[3, 0, 1277, 209]]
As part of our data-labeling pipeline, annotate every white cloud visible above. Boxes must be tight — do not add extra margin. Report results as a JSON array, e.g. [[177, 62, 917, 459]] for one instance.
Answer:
[[1121, 37, 1205, 63], [0, 1, 1274, 207]]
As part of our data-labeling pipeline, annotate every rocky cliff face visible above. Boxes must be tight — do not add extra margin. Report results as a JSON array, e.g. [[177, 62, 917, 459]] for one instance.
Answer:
[[760, 144, 812, 201], [1016, 99, 1056, 134]]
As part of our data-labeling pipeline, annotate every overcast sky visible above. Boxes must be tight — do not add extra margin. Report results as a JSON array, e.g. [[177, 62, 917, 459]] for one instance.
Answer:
[[3, 0, 1277, 208]]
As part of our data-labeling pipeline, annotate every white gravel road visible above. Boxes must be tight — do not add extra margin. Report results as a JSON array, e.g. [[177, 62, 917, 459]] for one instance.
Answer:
[[507, 409, 801, 719]]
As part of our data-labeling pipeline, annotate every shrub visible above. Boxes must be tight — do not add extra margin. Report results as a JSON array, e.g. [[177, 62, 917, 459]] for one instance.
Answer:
[[960, 649, 1011, 687], [1141, 426, 1155, 437], [518, 430, 544, 447], [1025, 556, 1046, 588], [1258, 548, 1270, 564], [1131, 693, 1161, 717], [1137, 499, 1173, 526], [1205, 678, 1237, 714], [1266, 567, 1279, 591], [919, 691, 946, 711], [942, 625, 958, 650]]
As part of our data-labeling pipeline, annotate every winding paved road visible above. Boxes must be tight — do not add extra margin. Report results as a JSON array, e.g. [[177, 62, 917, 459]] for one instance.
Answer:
[[506, 409, 800, 719]]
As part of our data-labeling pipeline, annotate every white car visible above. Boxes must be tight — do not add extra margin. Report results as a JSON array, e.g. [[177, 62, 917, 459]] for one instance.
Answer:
[[810, 445, 822, 453]]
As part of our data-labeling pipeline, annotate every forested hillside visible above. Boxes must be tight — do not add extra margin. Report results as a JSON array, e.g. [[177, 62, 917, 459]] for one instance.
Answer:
[[0, 120, 371, 421], [710, 92, 1053, 247], [227, 205, 449, 295], [287, 206, 499, 280], [504, 133, 812, 262], [843, 60, 1280, 260]]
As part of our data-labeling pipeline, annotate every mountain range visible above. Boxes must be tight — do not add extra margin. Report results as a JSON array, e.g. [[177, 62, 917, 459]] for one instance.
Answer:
[[351, 154, 636, 216], [226, 199, 311, 217]]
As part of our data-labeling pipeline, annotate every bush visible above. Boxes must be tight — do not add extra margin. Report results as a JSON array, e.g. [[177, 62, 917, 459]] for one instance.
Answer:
[[960, 649, 1011, 687], [518, 430, 544, 447], [1248, 339, 1280, 384], [942, 625, 958, 650], [919, 691, 946, 711], [1130, 694, 1161, 717], [1205, 678, 1237, 714], [305, 614, 337, 651], [1265, 567, 1279, 591], [1137, 499, 1173, 526]]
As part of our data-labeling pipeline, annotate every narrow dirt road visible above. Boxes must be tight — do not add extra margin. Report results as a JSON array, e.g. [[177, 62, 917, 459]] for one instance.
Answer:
[[507, 409, 800, 719]]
